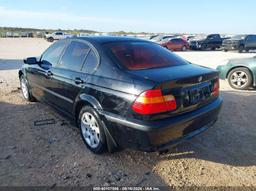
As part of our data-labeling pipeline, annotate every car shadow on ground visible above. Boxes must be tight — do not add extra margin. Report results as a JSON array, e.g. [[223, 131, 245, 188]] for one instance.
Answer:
[[153, 90, 256, 167], [0, 89, 255, 186], [0, 59, 23, 70]]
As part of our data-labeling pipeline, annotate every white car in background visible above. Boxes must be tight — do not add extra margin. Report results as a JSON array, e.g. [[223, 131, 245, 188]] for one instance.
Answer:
[[44, 31, 74, 42], [150, 35, 176, 43]]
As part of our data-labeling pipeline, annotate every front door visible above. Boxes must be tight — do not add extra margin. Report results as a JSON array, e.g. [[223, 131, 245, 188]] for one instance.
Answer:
[[27, 40, 67, 102]]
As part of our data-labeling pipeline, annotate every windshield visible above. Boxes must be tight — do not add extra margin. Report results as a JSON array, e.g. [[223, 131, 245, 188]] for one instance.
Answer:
[[105, 41, 188, 70], [151, 35, 163, 42]]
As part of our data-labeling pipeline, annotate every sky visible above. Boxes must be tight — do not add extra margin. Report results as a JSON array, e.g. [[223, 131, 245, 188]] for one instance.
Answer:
[[0, 0, 255, 34]]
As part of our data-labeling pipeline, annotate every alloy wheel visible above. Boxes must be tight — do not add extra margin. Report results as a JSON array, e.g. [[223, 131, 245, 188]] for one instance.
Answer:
[[230, 71, 248, 88], [21, 78, 29, 99], [80, 112, 100, 149]]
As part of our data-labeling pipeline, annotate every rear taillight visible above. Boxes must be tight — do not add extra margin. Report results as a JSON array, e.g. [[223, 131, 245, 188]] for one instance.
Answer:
[[132, 89, 177, 115], [212, 79, 219, 96]]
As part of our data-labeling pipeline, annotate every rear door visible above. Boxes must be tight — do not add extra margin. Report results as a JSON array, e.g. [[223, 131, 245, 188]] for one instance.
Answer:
[[168, 39, 179, 50], [49, 39, 97, 113], [55, 32, 64, 40]]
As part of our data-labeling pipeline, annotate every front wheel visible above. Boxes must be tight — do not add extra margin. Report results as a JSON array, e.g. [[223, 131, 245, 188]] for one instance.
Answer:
[[227, 67, 252, 90], [47, 37, 54, 42], [78, 106, 107, 154], [20, 75, 35, 101]]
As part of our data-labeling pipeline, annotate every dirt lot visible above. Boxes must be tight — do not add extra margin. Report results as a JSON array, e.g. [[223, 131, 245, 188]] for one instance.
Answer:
[[0, 38, 256, 188]]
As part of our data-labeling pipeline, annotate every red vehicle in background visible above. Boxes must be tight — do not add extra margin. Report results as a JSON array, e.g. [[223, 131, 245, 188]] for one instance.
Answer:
[[159, 38, 190, 51]]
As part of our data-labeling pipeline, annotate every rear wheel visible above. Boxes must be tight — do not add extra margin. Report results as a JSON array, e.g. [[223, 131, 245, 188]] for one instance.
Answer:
[[78, 106, 107, 154], [20, 75, 35, 101], [227, 67, 252, 90], [238, 45, 244, 53], [47, 37, 54, 42], [181, 46, 187, 51], [201, 44, 207, 50]]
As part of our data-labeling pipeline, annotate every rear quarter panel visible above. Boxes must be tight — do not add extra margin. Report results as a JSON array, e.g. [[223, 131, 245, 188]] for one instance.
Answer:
[[75, 47, 156, 118]]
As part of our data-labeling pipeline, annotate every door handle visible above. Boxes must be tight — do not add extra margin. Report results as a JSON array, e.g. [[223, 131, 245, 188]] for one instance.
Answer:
[[46, 71, 53, 77], [74, 77, 84, 85]]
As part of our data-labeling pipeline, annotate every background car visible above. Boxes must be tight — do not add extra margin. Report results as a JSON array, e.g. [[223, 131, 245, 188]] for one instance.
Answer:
[[217, 56, 256, 90], [189, 34, 223, 50], [44, 31, 74, 42], [159, 38, 189, 51], [19, 36, 222, 154], [150, 35, 175, 43], [222, 34, 256, 53]]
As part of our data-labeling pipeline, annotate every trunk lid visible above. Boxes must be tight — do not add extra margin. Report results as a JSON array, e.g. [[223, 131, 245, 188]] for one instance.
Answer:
[[130, 64, 219, 119]]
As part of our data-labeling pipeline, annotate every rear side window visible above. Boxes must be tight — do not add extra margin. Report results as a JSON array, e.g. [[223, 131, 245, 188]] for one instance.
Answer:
[[41, 40, 66, 67], [105, 42, 188, 70], [58, 41, 90, 71], [82, 50, 98, 73]]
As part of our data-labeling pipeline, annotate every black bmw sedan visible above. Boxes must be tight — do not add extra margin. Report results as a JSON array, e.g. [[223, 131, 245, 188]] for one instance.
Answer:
[[19, 36, 222, 154]]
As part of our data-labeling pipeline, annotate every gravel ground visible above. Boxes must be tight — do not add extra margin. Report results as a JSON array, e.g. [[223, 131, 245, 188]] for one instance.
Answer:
[[0, 38, 256, 188]]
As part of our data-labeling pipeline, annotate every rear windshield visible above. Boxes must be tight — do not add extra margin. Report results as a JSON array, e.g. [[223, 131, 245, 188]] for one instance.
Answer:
[[105, 41, 188, 70]]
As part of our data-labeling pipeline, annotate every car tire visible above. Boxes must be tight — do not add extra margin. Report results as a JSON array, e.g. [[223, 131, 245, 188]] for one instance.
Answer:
[[201, 44, 207, 50], [227, 67, 252, 90], [238, 45, 244, 53], [78, 106, 107, 154], [20, 75, 35, 102], [47, 37, 54, 42], [223, 49, 228, 52], [181, 46, 187, 51]]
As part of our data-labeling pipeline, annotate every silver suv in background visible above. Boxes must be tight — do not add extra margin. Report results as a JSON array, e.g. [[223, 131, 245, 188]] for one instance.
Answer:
[[44, 31, 74, 42]]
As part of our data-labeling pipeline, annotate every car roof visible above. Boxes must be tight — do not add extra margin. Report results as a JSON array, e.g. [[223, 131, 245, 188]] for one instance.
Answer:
[[72, 36, 147, 44]]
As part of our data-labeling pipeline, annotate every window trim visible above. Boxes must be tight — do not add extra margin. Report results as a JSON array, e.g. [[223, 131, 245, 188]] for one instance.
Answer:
[[104, 41, 188, 71], [39, 39, 69, 68], [54, 39, 100, 73], [81, 49, 99, 74]]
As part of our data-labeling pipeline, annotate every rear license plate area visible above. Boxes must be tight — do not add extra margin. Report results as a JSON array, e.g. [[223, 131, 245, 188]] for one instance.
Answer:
[[183, 82, 211, 106]]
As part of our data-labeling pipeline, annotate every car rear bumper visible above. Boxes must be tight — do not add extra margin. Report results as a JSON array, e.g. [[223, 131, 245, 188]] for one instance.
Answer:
[[102, 97, 222, 152]]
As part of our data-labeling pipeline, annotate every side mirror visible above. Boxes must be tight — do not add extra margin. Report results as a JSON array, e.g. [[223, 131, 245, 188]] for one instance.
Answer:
[[40, 60, 52, 70], [24, 57, 38, 65]]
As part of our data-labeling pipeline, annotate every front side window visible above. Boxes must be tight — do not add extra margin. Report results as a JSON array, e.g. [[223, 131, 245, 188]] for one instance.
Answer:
[[105, 41, 188, 70], [41, 40, 66, 67], [171, 39, 180, 44], [58, 41, 90, 71]]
